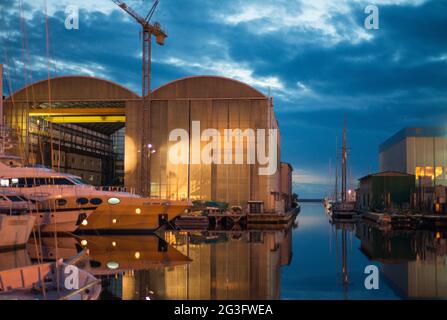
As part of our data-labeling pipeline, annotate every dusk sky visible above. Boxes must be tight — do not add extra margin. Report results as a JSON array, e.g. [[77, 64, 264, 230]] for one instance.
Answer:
[[1, 0, 447, 198]]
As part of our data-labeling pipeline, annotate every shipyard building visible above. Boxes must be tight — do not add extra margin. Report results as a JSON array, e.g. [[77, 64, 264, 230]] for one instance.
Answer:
[[2, 75, 292, 213], [379, 127, 447, 186]]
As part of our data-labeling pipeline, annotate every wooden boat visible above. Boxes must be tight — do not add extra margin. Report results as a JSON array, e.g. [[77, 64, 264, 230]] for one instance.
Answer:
[[331, 201, 357, 218], [0, 258, 101, 300]]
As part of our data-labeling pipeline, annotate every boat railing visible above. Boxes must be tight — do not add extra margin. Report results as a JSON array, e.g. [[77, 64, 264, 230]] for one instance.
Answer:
[[95, 186, 132, 193], [58, 279, 102, 300]]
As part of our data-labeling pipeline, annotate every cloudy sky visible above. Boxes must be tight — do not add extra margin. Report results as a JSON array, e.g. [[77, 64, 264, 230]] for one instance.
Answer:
[[1, 0, 447, 197]]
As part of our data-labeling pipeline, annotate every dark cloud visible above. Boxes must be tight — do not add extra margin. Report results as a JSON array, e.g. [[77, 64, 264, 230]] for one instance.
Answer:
[[1, 0, 446, 197]]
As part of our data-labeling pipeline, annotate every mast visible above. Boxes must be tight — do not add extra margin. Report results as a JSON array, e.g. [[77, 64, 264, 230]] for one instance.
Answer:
[[334, 136, 338, 202], [341, 124, 347, 203]]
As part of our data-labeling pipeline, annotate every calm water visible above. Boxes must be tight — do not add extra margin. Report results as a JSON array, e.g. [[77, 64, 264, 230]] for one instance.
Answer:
[[1, 203, 446, 299]]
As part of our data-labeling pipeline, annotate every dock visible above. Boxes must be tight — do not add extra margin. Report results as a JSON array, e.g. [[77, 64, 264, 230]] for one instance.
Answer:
[[174, 205, 300, 231], [361, 211, 447, 230]]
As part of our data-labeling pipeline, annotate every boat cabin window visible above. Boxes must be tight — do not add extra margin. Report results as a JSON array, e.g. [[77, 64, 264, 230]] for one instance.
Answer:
[[53, 178, 75, 185], [71, 177, 89, 185], [6, 196, 23, 202], [5, 177, 75, 187]]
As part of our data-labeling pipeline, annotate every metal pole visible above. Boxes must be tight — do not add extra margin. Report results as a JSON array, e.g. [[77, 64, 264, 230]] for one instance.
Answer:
[[342, 126, 347, 203], [0, 64, 3, 125]]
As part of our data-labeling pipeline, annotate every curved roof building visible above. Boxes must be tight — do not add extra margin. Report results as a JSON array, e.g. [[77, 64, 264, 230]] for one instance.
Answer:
[[3, 75, 290, 212]]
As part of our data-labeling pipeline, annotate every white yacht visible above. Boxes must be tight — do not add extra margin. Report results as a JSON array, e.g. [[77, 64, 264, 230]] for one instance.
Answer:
[[0, 188, 95, 233], [0, 160, 191, 233]]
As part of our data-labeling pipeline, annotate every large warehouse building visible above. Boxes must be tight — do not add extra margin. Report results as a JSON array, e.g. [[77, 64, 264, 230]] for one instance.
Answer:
[[1, 75, 292, 213], [379, 127, 447, 186]]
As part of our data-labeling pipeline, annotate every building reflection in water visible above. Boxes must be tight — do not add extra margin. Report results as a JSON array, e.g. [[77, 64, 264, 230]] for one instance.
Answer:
[[111, 229, 293, 300], [356, 222, 447, 299], [0, 249, 32, 271]]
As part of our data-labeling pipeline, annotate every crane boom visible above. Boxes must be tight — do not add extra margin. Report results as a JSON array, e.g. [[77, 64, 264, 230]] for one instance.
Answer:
[[111, 0, 167, 43], [112, 0, 147, 26]]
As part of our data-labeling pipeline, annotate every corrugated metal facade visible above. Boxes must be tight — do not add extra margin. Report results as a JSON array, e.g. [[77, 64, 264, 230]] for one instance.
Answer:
[[125, 76, 286, 211]]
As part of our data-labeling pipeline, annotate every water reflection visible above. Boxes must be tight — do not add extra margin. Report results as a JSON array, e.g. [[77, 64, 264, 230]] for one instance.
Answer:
[[4, 203, 444, 300], [0, 249, 31, 271], [107, 229, 293, 300], [329, 219, 356, 299], [356, 222, 447, 299]]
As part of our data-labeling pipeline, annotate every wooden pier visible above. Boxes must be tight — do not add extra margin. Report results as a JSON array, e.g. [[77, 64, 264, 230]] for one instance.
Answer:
[[174, 205, 300, 231], [361, 211, 447, 230]]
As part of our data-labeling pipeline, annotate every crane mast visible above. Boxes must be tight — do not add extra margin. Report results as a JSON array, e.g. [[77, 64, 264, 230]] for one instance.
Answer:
[[111, 0, 167, 196]]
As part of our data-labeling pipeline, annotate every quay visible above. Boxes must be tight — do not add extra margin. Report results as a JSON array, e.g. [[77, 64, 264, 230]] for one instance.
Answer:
[[361, 211, 447, 230], [174, 204, 300, 231]]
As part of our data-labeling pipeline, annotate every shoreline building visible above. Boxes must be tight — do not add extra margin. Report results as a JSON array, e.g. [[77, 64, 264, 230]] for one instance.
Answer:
[[379, 127, 447, 186], [2, 75, 293, 213]]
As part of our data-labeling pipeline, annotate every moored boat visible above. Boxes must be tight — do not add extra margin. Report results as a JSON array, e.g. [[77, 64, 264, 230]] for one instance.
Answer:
[[0, 259, 101, 300], [0, 213, 36, 251], [0, 190, 95, 233], [0, 161, 191, 232]]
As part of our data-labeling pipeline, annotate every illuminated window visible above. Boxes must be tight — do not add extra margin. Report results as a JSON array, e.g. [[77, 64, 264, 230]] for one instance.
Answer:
[[415, 166, 425, 178], [425, 166, 434, 178], [436, 167, 443, 178]]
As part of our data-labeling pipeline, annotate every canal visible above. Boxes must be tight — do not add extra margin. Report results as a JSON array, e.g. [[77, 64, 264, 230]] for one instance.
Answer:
[[98, 203, 447, 299], [1, 203, 446, 300]]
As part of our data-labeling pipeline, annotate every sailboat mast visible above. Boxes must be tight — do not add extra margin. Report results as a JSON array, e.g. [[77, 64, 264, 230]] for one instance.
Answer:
[[335, 136, 338, 202], [341, 125, 347, 203]]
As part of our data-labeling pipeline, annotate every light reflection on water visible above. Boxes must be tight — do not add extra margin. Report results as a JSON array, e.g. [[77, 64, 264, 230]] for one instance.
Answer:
[[1, 202, 446, 300]]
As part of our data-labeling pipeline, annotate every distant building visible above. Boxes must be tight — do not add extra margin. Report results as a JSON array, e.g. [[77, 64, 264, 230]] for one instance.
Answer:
[[379, 127, 447, 186], [356, 171, 415, 211]]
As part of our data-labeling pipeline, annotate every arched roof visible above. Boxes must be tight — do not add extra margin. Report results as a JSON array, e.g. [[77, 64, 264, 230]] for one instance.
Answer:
[[6, 75, 140, 102], [151, 76, 267, 99]]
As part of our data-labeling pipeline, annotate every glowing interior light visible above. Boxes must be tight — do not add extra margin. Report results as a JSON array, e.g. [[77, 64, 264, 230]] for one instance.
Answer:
[[81, 240, 88, 246], [107, 261, 119, 270], [112, 241, 117, 247], [135, 208, 141, 214], [147, 143, 153, 149], [112, 218, 117, 224], [81, 219, 88, 226], [135, 251, 141, 259], [108, 197, 121, 205]]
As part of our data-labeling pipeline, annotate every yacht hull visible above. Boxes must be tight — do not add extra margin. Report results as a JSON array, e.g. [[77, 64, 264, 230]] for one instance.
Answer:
[[78, 199, 190, 232], [0, 215, 36, 250], [31, 209, 94, 233]]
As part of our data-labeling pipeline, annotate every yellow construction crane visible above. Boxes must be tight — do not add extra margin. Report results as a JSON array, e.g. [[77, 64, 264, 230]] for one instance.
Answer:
[[111, 0, 167, 196], [111, 0, 167, 97]]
